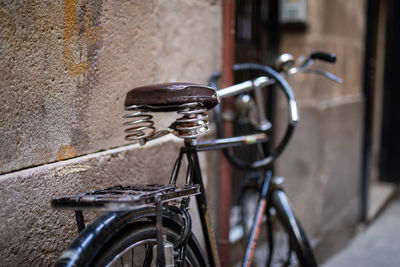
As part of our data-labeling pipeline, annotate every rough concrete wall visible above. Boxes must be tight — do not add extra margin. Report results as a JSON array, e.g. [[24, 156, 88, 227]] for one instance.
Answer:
[[275, 0, 365, 262], [0, 0, 221, 265]]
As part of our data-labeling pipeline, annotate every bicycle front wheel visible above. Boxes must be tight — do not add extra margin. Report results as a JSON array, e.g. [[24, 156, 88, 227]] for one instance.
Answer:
[[268, 190, 317, 267], [240, 186, 317, 267]]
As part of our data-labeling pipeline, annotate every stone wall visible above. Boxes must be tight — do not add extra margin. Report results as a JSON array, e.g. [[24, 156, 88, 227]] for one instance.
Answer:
[[276, 0, 366, 262], [0, 0, 221, 265]]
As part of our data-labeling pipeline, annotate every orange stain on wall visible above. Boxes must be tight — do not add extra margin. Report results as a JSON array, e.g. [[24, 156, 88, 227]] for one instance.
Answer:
[[57, 145, 77, 160], [63, 0, 101, 77]]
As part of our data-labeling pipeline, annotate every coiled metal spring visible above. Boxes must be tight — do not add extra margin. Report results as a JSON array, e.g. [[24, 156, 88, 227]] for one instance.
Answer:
[[172, 102, 209, 139], [123, 105, 155, 145]]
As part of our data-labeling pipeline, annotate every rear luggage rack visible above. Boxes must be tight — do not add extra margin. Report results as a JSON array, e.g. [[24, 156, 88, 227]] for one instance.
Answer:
[[51, 184, 200, 211]]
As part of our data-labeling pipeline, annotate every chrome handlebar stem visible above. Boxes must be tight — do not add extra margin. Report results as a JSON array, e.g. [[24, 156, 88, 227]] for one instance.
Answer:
[[217, 75, 299, 128]]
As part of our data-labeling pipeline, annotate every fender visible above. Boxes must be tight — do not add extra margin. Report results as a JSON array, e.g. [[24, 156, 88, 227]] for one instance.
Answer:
[[54, 207, 188, 267]]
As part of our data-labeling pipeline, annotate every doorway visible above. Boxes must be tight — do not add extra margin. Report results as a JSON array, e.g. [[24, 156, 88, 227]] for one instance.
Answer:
[[362, 0, 398, 222]]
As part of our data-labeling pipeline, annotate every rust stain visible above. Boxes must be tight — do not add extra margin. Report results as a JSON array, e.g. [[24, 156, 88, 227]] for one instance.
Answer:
[[63, 0, 102, 77], [86, 24, 102, 46], [63, 0, 84, 76], [57, 145, 77, 160]]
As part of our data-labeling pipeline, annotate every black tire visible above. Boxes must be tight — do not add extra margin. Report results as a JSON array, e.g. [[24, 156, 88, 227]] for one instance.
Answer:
[[55, 209, 208, 267], [92, 222, 205, 266], [239, 187, 317, 267], [270, 190, 317, 267]]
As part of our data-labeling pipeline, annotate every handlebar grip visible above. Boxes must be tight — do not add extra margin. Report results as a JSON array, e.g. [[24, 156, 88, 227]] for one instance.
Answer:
[[310, 51, 336, 63]]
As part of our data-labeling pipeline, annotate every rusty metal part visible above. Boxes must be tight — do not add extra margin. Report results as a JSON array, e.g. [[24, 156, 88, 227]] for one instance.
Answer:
[[220, 0, 236, 265]]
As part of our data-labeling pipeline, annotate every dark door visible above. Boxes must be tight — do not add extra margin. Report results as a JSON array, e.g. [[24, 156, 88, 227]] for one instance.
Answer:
[[379, 0, 400, 183], [231, 0, 280, 204]]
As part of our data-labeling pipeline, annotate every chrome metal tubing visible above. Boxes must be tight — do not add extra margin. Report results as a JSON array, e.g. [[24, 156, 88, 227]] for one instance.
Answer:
[[216, 76, 275, 99], [217, 74, 298, 128], [253, 76, 271, 131], [217, 80, 253, 99], [195, 133, 269, 152], [289, 100, 299, 125]]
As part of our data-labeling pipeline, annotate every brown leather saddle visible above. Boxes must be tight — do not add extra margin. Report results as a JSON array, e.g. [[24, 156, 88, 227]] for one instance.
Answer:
[[125, 83, 219, 112]]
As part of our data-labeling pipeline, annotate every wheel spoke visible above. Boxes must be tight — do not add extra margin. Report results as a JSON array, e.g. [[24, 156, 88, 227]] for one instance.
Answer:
[[131, 247, 134, 266], [143, 245, 153, 267]]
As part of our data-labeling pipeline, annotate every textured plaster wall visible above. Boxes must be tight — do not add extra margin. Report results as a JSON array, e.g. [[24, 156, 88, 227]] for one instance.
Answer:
[[276, 0, 366, 262], [0, 0, 221, 265]]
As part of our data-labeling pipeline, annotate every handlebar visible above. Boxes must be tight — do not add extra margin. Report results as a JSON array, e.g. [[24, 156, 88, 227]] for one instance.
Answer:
[[310, 51, 336, 63], [276, 51, 342, 83], [210, 51, 341, 169], [216, 75, 298, 126]]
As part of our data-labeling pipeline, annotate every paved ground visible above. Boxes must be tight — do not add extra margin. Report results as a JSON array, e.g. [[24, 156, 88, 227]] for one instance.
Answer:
[[322, 194, 400, 267]]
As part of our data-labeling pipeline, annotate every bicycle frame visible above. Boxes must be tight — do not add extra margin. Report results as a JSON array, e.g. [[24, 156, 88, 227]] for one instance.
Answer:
[[168, 67, 300, 265], [138, 66, 299, 266], [168, 136, 276, 267]]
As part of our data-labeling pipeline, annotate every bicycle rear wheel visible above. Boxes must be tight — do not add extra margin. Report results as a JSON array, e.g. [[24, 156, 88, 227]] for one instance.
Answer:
[[92, 222, 204, 266], [55, 209, 207, 267]]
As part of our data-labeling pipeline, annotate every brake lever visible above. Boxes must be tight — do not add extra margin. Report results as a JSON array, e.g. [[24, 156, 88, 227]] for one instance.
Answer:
[[276, 52, 342, 84], [284, 57, 313, 76], [303, 69, 342, 84]]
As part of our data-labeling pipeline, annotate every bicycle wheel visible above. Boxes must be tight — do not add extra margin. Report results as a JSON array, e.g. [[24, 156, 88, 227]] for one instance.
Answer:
[[268, 190, 317, 267], [240, 181, 261, 242], [55, 209, 207, 267], [240, 187, 317, 267], [92, 222, 205, 266]]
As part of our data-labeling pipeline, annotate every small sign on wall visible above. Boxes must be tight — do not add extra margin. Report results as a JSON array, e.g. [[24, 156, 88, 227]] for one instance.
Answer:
[[279, 0, 308, 26]]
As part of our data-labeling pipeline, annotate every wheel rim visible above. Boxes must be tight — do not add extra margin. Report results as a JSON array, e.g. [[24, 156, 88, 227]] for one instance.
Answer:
[[241, 190, 300, 266], [254, 214, 299, 267], [105, 238, 196, 267]]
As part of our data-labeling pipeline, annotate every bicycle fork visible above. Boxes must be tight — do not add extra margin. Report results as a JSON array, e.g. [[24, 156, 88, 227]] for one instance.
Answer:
[[243, 170, 273, 267]]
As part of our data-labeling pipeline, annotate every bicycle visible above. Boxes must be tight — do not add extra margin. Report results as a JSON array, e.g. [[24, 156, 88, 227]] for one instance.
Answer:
[[209, 53, 342, 266], [51, 51, 340, 267]]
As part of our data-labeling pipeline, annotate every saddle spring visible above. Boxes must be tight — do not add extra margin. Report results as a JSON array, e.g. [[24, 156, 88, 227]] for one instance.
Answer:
[[123, 102, 209, 144], [172, 102, 209, 139], [123, 105, 155, 145]]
